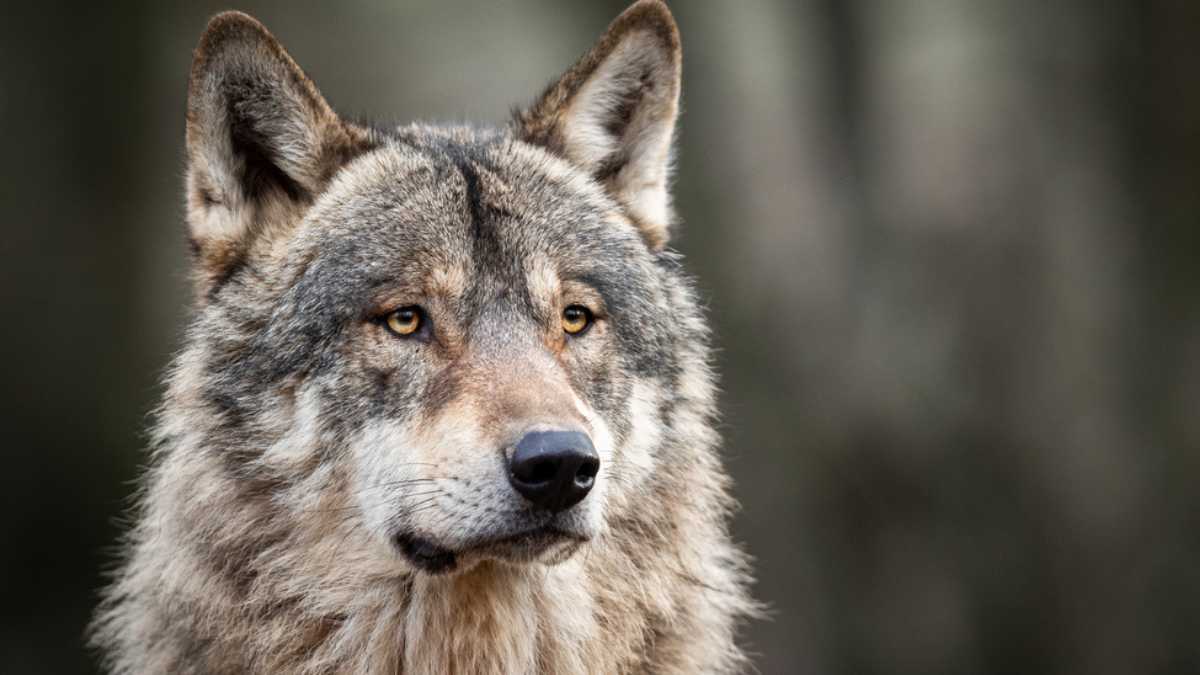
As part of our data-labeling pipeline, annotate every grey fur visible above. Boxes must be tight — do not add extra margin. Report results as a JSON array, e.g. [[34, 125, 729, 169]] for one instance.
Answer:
[[92, 2, 756, 673]]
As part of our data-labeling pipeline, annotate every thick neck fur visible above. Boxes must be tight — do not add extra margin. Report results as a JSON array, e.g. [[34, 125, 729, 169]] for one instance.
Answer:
[[403, 561, 599, 674]]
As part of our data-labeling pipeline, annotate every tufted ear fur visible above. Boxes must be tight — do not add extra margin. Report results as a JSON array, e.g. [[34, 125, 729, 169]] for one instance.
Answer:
[[185, 12, 371, 291], [514, 0, 682, 250]]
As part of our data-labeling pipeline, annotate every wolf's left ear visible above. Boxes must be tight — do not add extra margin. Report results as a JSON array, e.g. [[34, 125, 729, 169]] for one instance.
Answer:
[[515, 0, 681, 250]]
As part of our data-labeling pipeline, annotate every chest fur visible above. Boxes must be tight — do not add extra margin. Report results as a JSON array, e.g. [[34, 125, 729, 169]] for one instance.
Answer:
[[396, 561, 601, 675]]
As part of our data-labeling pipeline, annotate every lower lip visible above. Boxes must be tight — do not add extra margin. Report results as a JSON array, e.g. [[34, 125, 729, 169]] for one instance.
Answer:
[[394, 533, 457, 574], [394, 527, 584, 572]]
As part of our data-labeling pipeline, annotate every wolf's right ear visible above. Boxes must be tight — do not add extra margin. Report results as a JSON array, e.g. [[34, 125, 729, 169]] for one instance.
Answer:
[[185, 12, 370, 288]]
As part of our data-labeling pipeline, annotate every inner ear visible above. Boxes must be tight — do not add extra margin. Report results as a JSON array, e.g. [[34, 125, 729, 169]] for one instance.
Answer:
[[514, 0, 682, 250], [227, 104, 309, 204]]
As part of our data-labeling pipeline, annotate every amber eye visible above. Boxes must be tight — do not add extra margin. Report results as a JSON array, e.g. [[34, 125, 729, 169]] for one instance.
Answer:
[[384, 306, 423, 337], [562, 305, 593, 335]]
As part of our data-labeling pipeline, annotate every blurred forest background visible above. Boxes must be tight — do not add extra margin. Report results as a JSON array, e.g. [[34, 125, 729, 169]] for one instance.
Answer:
[[2, 1, 1198, 673]]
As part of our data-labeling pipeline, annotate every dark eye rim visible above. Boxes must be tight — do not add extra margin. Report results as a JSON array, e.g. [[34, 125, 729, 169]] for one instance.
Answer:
[[562, 304, 595, 336], [378, 305, 428, 339]]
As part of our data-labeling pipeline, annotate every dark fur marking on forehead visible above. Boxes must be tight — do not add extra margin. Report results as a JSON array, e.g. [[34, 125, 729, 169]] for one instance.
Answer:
[[456, 159, 487, 242]]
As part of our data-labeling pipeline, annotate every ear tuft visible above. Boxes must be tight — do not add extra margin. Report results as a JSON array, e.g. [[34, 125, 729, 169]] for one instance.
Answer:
[[515, 0, 682, 250], [185, 12, 371, 290]]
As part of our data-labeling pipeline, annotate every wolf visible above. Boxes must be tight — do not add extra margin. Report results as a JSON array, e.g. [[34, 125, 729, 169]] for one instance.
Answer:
[[90, 1, 755, 672]]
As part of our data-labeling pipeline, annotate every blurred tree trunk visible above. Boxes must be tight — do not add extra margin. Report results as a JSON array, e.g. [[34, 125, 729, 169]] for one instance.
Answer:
[[677, 1, 1200, 673]]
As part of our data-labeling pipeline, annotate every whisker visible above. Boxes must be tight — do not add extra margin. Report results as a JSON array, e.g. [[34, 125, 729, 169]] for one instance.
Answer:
[[400, 497, 440, 515], [375, 477, 451, 487], [297, 504, 361, 515], [399, 489, 445, 499]]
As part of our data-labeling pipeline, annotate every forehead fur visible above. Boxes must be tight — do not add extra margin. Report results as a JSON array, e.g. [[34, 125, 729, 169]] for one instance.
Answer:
[[301, 126, 646, 258], [269, 124, 663, 323]]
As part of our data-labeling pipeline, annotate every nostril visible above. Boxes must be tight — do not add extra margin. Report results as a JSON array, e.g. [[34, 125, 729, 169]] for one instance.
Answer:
[[527, 458, 559, 484], [575, 457, 600, 486]]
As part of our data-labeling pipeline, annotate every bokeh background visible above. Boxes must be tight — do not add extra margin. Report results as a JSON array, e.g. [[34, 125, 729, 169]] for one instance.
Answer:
[[3, 1, 1198, 673]]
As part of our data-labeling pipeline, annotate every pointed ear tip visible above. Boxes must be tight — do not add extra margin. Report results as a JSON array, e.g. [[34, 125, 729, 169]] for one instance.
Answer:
[[621, 1, 679, 31], [201, 11, 271, 42], [626, 0, 676, 19], [189, 11, 299, 113], [614, 0, 681, 55], [193, 11, 277, 67]]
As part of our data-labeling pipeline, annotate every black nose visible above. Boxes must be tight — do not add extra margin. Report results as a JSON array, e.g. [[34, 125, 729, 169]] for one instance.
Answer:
[[508, 430, 600, 512]]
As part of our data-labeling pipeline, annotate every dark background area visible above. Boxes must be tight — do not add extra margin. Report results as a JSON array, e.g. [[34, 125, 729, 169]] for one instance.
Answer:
[[2, 1, 1198, 673]]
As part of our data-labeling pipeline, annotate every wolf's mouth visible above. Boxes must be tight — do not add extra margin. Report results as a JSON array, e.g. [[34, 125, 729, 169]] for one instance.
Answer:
[[394, 526, 587, 574], [394, 533, 459, 574]]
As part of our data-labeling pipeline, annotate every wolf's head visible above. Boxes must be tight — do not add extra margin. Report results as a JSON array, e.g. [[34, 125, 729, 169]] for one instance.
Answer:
[[177, 1, 708, 577]]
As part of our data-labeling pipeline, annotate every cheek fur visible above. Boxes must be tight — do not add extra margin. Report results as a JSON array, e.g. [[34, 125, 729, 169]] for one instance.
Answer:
[[347, 412, 508, 548], [261, 384, 324, 468], [615, 380, 663, 488]]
